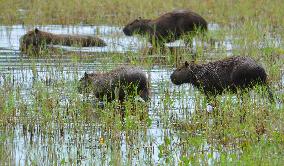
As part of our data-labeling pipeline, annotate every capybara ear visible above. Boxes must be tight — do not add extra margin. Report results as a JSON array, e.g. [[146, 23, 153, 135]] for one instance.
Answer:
[[84, 72, 88, 78], [185, 61, 189, 67], [35, 28, 39, 33]]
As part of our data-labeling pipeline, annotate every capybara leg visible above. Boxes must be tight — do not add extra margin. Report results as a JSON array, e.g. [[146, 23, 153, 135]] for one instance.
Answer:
[[266, 86, 275, 103], [184, 36, 193, 48], [140, 88, 150, 102], [261, 85, 275, 103]]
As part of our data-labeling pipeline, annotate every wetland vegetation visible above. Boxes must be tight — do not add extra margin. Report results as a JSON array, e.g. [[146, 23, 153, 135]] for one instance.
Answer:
[[0, 0, 283, 165]]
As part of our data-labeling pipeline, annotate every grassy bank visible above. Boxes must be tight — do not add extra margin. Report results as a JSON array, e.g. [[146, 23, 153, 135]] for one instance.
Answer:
[[0, 0, 283, 27]]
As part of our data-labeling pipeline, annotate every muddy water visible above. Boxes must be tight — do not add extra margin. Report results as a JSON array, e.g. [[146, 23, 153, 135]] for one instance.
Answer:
[[0, 25, 282, 165]]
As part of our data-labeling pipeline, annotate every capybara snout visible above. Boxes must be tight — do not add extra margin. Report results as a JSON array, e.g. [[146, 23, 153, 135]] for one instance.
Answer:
[[123, 27, 131, 36], [170, 61, 192, 85]]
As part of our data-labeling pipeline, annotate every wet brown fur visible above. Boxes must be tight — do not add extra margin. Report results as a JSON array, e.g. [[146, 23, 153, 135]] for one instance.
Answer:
[[123, 9, 208, 47], [170, 56, 274, 101], [20, 28, 106, 55], [78, 66, 150, 102]]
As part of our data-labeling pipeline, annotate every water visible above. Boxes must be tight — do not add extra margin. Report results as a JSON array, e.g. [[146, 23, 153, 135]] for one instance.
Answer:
[[0, 25, 144, 53], [0, 25, 283, 165], [0, 25, 195, 165]]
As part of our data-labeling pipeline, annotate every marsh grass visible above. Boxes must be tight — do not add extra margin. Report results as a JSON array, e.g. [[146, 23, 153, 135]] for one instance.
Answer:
[[0, 0, 283, 165], [172, 87, 283, 164], [1, 0, 284, 27], [0, 52, 283, 164]]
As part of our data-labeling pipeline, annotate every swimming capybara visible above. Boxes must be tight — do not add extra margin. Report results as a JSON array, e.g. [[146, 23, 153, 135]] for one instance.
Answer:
[[170, 56, 274, 102], [78, 66, 150, 102], [20, 28, 107, 55], [123, 9, 207, 47]]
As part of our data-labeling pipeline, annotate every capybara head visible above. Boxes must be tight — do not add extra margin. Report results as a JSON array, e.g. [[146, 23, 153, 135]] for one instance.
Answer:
[[78, 72, 96, 94], [123, 18, 151, 36], [170, 61, 195, 85], [19, 28, 47, 54]]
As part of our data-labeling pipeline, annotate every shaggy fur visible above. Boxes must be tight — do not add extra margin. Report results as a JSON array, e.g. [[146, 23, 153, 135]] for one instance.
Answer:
[[78, 66, 150, 102], [170, 56, 274, 101], [20, 28, 106, 55], [123, 9, 207, 47]]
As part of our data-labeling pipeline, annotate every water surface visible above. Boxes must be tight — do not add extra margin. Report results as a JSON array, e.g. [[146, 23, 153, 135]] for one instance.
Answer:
[[0, 25, 283, 165]]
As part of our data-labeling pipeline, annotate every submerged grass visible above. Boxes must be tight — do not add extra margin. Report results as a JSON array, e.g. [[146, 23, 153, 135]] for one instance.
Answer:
[[0, 0, 283, 165]]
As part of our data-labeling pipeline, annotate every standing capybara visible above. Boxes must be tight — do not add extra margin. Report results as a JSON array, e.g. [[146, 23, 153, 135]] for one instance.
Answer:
[[20, 28, 107, 55], [123, 9, 207, 47], [78, 66, 150, 102], [170, 56, 274, 102]]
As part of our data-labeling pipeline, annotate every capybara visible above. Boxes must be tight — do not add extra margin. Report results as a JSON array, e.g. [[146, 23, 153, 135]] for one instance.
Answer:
[[78, 66, 150, 102], [123, 9, 207, 47], [170, 56, 274, 102], [20, 28, 107, 55]]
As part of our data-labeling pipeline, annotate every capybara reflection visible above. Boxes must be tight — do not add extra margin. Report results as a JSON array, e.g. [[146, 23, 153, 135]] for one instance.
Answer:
[[78, 66, 150, 102], [20, 28, 106, 55], [170, 56, 274, 102], [123, 9, 207, 47]]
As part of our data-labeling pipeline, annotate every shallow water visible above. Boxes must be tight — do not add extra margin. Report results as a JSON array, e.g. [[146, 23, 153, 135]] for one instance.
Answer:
[[0, 25, 197, 165], [0, 24, 235, 54], [0, 25, 142, 53], [0, 25, 283, 165]]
